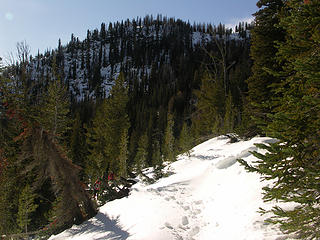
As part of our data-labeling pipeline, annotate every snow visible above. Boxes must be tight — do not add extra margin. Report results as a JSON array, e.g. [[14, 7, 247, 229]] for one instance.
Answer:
[[49, 135, 295, 240]]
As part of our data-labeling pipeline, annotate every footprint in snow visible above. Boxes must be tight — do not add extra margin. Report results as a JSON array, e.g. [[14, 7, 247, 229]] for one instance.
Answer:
[[164, 222, 174, 229], [182, 216, 189, 226], [189, 226, 200, 237], [165, 196, 176, 201], [182, 205, 190, 211]]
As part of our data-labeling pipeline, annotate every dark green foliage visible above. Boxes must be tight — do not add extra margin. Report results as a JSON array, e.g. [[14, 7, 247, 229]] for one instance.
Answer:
[[0, 62, 32, 235], [1, 56, 96, 236], [162, 112, 176, 162], [69, 112, 87, 170], [223, 92, 236, 133], [17, 185, 38, 233], [1, 16, 255, 236], [241, 0, 320, 238], [85, 100, 111, 181], [38, 76, 70, 140], [133, 132, 148, 172], [118, 129, 129, 178], [86, 73, 130, 180], [192, 70, 225, 137], [245, 0, 285, 136], [178, 122, 193, 157]]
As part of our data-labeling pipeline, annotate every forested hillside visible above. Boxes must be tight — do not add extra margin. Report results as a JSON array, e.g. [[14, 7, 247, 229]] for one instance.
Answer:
[[0, 15, 253, 236], [1, 1, 319, 238]]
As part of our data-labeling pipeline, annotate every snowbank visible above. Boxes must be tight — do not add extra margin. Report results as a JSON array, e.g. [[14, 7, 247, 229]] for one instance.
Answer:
[[50, 136, 292, 240]]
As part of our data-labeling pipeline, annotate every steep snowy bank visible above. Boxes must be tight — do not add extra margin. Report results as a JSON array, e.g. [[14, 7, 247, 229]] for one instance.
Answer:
[[50, 136, 293, 240]]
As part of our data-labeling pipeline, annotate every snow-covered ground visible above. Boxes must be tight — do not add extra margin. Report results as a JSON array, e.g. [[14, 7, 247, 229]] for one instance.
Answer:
[[49, 136, 293, 240]]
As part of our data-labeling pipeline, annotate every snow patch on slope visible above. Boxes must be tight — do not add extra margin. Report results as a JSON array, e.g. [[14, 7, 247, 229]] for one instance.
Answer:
[[50, 136, 294, 240]]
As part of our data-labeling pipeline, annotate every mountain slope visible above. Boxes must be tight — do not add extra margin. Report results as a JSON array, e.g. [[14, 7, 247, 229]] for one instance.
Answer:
[[49, 136, 295, 240]]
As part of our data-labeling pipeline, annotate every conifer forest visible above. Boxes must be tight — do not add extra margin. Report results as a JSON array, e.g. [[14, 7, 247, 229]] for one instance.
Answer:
[[0, 0, 319, 239]]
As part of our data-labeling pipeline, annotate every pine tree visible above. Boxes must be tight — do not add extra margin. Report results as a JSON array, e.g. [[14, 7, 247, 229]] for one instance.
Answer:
[[192, 70, 225, 137], [118, 129, 128, 178], [133, 132, 148, 172], [162, 112, 176, 162], [246, 0, 285, 136], [69, 112, 87, 170], [0, 57, 30, 235], [86, 73, 130, 180], [223, 91, 235, 133], [38, 56, 70, 141], [85, 100, 110, 181], [151, 139, 162, 169], [240, 0, 320, 238], [17, 185, 38, 233], [178, 122, 193, 157]]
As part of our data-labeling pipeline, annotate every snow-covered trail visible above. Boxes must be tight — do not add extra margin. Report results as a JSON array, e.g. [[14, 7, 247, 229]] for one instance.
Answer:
[[50, 136, 290, 240]]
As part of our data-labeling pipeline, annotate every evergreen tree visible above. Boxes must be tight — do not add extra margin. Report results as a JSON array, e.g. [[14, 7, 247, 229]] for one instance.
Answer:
[[223, 91, 235, 133], [85, 100, 109, 181], [246, 0, 285, 136], [0, 115, 21, 234], [162, 112, 176, 162], [38, 56, 70, 141], [151, 139, 162, 168], [0, 58, 30, 235], [240, 0, 320, 238], [178, 122, 193, 157], [118, 129, 128, 178], [133, 132, 148, 172], [86, 73, 130, 180], [192, 70, 225, 137], [17, 185, 38, 233], [69, 112, 87, 170]]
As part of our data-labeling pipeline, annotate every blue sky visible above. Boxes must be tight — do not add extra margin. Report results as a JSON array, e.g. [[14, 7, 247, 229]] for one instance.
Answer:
[[0, 0, 257, 60]]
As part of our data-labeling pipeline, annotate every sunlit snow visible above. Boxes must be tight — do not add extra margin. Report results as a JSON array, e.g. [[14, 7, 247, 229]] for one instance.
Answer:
[[50, 136, 295, 240]]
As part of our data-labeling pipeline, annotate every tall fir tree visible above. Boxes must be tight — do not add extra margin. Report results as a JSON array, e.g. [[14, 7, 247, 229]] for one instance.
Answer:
[[69, 112, 87, 170], [223, 91, 235, 133], [0, 57, 31, 235], [240, 0, 320, 238], [38, 56, 70, 141], [245, 0, 285, 136], [17, 185, 38, 233], [118, 129, 128, 178], [178, 122, 193, 157], [162, 112, 176, 162], [85, 100, 110, 182], [192, 70, 225, 138], [86, 73, 130, 180], [133, 132, 148, 172]]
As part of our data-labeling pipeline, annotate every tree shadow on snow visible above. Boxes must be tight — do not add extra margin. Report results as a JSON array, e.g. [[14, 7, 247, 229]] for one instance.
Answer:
[[67, 212, 130, 240]]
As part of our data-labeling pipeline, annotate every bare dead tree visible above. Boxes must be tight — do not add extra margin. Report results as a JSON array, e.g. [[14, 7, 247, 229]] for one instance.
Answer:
[[20, 127, 97, 232], [3, 51, 16, 66], [203, 31, 236, 96], [16, 40, 31, 64]]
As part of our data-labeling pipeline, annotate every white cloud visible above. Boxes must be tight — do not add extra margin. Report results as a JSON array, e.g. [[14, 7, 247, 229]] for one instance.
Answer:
[[226, 16, 254, 31], [5, 12, 14, 21]]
